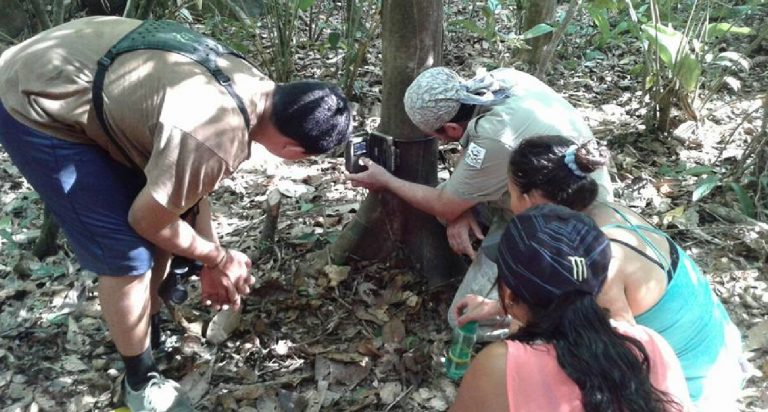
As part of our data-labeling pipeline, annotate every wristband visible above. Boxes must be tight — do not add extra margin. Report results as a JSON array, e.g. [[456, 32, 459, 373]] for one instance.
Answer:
[[210, 248, 228, 269]]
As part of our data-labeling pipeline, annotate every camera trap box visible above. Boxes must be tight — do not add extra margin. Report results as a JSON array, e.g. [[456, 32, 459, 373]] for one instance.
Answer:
[[344, 131, 397, 173]]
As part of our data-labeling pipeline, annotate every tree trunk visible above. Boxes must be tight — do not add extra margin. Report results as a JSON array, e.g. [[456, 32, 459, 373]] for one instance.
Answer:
[[329, 0, 465, 285], [520, 0, 556, 66]]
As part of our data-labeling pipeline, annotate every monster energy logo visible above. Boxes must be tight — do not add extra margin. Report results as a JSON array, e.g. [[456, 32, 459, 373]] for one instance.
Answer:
[[568, 256, 587, 281]]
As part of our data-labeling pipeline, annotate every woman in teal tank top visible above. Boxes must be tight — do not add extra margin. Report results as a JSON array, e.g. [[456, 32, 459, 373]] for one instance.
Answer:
[[455, 135, 745, 410]]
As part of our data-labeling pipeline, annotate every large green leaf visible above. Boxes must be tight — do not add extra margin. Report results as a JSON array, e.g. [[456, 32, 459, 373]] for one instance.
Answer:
[[692, 175, 720, 202], [729, 182, 756, 219], [521, 23, 554, 40], [682, 165, 715, 177], [641, 23, 686, 68], [587, 0, 620, 10], [449, 19, 487, 37], [328, 31, 342, 48], [586, 4, 611, 45], [297, 0, 316, 12], [706, 23, 754, 40], [676, 54, 702, 92]]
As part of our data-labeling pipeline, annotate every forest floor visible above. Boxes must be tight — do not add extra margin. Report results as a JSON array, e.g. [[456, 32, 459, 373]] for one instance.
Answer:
[[1, 3, 767, 412]]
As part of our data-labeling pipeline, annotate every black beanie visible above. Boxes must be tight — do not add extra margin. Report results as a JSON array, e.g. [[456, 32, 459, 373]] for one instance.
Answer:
[[271, 81, 352, 154]]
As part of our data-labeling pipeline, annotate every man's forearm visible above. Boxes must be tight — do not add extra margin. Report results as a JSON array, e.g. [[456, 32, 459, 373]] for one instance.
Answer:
[[129, 190, 224, 267], [385, 175, 471, 222], [142, 219, 224, 267]]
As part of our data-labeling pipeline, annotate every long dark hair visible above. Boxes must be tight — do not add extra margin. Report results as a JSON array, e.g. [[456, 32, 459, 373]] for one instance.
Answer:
[[501, 288, 682, 412], [508, 135, 608, 211]]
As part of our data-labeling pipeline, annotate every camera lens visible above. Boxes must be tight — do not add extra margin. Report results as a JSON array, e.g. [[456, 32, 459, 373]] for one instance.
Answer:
[[169, 286, 189, 305]]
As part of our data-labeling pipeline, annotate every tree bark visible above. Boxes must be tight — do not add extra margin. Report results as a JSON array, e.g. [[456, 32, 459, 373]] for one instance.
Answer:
[[329, 0, 465, 285], [520, 0, 555, 66]]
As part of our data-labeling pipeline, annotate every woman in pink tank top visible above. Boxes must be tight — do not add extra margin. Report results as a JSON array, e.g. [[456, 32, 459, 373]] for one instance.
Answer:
[[449, 205, 692, 412]]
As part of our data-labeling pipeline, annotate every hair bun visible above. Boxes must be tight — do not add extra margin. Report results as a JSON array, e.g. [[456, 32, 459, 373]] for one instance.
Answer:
[[574, 140, 609, 174]]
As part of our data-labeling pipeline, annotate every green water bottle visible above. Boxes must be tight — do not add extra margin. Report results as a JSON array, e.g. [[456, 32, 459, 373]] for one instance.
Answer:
[[445, 321, 478, 380]]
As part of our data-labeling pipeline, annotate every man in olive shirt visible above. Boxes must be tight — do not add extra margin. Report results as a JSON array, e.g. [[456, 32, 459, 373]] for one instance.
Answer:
[[0, 16, 352, 411], [348, 67, 612, 337]]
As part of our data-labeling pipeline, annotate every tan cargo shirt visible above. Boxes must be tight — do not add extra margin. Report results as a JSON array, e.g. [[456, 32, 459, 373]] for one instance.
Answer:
[[442, 68, 612, 238], [0, 16, 266, 214]]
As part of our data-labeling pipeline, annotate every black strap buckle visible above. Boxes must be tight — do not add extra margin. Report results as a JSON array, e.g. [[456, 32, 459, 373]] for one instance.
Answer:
[[211, 69, 231, 86], [98, 56, 113, 69]]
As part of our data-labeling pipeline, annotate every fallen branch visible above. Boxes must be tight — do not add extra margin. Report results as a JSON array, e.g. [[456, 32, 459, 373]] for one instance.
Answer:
[[535, 0, 583, 79], [29, 0, 53, 30]]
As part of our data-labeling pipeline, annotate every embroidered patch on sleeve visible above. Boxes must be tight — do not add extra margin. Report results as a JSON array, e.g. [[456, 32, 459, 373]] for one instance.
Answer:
[[465, 142, 486, 169]]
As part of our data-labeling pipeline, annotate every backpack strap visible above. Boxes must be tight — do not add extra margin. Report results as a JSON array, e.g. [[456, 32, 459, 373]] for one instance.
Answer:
[[92, 19, 252, 169]]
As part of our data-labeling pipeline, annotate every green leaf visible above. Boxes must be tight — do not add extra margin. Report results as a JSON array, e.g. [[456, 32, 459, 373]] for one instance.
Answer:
[[585, 50, 607, 61], [328, 31, 341, 48], [0, 229, 14, 243], [47, 313, 69, 326], [230, 41, 249, 55], [296, 0, 316, 12], [706, 23, 754, 40], [692, 175, 720, 202], [641, 23, 689, 68], [521, 23, 554, 40], [299, 201, 316, 213], [294, 232, 318, 244], [323, 230, 341, 244], [404, 335, 420, 351], [449, 19, 487, 37], [729, 183, 756, 218], [586, 5, 611, 39], [629, 63, 645, 77], [588, 0, 620, 9], [675, 54, 701, 92], [0, 216, 11, 230], [682, 165, 715, 176]]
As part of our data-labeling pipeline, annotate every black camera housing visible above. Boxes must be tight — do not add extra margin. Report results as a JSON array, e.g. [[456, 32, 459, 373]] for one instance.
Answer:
[[158, 256, 204, 305], [344, 132, 396, 173]]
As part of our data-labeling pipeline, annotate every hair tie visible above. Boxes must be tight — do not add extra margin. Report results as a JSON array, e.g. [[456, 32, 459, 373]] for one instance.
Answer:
[[564, 145, 587, 177]]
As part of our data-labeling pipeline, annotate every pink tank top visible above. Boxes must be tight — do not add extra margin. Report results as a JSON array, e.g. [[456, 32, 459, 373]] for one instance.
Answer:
[[504, 322, 692, 412]]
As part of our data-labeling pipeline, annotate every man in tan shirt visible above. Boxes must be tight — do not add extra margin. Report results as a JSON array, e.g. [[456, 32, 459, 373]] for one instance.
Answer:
[[348, 67, 611, 339], [0, 16, 352, 411]]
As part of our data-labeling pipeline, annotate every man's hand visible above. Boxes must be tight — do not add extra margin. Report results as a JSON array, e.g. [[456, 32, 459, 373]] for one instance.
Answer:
[[453, 294, 504, 327], [446, 210, 485, 259], [200, 249, 254, 311], [346, 158, 393, 190]]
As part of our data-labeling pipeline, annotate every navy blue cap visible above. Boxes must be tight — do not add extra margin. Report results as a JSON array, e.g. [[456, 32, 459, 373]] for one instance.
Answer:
[[497, 204, 611, 307]]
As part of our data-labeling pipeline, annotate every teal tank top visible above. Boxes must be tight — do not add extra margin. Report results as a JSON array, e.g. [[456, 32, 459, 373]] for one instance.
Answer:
[[602, 206, 742, 402]]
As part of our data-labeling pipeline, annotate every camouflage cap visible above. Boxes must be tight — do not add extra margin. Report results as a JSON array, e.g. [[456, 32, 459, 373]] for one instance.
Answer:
[[403, 67, 513, 133]]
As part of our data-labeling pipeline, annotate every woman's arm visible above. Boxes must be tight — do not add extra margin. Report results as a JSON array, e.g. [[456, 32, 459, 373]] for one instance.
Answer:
[[449, 342, 509, 412]]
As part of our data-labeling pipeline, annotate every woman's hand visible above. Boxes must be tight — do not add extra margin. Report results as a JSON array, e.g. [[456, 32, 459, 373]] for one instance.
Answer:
[[200, 249, 254, 311], [454, 294, 504, 327]]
